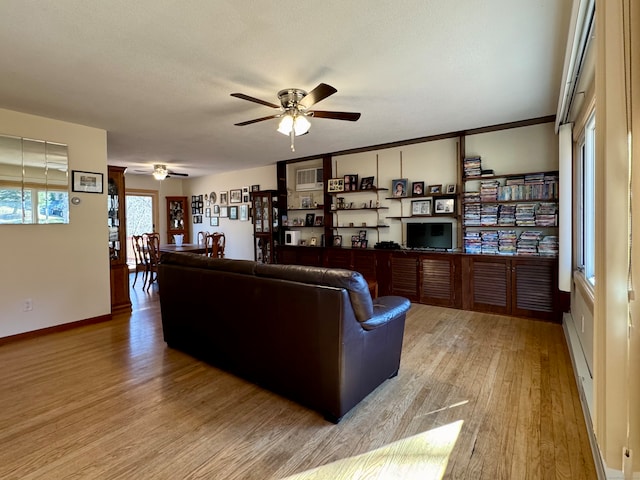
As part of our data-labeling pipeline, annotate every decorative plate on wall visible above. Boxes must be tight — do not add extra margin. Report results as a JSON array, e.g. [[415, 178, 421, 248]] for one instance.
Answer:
[[209, 191, 217, 204]]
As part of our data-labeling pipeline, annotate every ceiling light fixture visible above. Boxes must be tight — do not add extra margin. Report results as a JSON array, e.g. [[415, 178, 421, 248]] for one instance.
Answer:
[[277, 113, 311, 152], [153, 164, 168, 180]]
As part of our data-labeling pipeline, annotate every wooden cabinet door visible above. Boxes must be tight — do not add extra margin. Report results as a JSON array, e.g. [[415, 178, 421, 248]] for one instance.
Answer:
[[325, 248, 352, 270], [390, 253, 419, 301], [352, 250, 377, 282], [511, 257, 558, 321], [466, 256, 511, 315], [166, 196, 190, 243], [420, 254, 460, 308]]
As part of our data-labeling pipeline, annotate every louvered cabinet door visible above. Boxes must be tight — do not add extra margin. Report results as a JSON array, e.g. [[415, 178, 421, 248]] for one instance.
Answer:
[[325, 248, 352, 270], [420, 255, 459, 307], [511, 257, 558, 321], [390, 253, 419, 301], [468, 257, 511, 315]]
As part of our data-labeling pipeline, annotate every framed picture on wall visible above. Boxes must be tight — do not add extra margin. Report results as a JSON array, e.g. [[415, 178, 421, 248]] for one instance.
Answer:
[[230, 189, 242, 203], [239, 204, 249, 221], [229, 206, 238, 219], [72, 170, 103, 194], [210, 216, 219, 227]]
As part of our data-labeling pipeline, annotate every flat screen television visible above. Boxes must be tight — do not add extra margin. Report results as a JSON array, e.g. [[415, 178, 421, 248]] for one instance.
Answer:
[[406, 222, 453, 250]]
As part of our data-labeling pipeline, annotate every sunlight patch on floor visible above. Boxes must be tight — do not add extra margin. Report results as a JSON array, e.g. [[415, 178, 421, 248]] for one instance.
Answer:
[[280, 420, 463, 480]]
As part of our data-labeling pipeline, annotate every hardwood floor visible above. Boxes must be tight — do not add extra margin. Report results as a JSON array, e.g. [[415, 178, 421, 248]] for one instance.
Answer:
[[0, 278, 596, 479]]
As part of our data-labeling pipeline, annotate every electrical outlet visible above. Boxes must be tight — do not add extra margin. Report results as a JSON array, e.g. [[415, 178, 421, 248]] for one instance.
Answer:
[[23, 298, 33, 312]]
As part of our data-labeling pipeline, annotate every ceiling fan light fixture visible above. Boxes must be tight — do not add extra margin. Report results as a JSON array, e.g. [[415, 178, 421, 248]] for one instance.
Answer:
[[153, 164, 168, 180], [277, 114, 311, 136]]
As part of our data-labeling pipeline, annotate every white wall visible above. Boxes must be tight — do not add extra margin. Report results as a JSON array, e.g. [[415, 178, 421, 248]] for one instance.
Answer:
[[0, 108, 109, 338], [186, 164, 277, 260]]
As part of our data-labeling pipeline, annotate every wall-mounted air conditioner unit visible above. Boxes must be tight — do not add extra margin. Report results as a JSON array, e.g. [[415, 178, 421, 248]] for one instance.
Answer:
[[295, 167, 323, 191]]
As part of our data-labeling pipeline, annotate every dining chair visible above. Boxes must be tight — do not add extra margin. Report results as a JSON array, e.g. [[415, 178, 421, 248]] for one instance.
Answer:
[[143, 232, 161, 291], [131, 235, 148, 288], [197, 231, 210, 246]]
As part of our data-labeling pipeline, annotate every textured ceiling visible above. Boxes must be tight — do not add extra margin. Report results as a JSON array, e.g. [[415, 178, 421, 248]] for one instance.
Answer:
[[0, 1, 571, 177]]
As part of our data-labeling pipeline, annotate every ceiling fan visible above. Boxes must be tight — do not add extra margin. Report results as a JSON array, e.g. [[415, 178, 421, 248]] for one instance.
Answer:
[[135, 164, 189, 181], [231, 83, 361, 151]]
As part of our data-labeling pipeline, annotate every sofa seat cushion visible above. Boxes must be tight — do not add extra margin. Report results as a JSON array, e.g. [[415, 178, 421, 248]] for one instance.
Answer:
[[255, 263, 374, 322]]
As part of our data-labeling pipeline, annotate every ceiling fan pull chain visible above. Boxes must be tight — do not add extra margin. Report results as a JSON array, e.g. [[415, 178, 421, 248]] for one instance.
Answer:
[[290, 129, 295, 152]]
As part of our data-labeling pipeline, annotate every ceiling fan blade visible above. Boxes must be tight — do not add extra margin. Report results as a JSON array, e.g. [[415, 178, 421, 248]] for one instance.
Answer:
[[230, 93, 279, 109], [167, 171, 188, 177], [234, 114, 280, 126], [310, 110, 361, 121], [299, 83, 337, 109]]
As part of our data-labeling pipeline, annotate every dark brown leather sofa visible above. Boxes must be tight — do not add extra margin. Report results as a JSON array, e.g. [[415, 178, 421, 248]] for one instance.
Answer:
[[157, 252, 411, 422]]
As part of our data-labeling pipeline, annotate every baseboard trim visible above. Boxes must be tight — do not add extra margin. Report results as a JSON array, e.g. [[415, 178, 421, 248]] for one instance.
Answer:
[[0, 314, 112, 346], [562, 312, 607, 479]]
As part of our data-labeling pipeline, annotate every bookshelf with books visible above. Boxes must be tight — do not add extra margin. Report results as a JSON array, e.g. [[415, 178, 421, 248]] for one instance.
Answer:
[[462, 161, 559, 257]]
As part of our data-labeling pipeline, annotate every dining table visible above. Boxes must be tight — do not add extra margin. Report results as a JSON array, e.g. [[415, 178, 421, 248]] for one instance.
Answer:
[[159, 243, 207, 254]]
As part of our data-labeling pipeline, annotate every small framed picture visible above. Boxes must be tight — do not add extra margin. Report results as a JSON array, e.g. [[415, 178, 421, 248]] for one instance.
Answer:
[[251, 184, 260, 192], [205, 208, 211, 217], [301, 196, 312, 209], [242, 193, 250, 203], [213, 204, 220, 215], [446, 184, 457, 194], [359, 176, 374, 190], [333, 235, 343, 247], [219, 192, 228, 205], [411, 199, 432, 216], [434, 198, 455, 214], [230, 189, 242, 203], [229, 206, 238, 219], [412, 181, 425, 196], [239, 204, 249, 221], [72, 170, 103, 194], [210, 216, 219, 227], [305, 213, 315, 226], [309, 237, 317, 246], [392, 179, 408, 197], [220, 206, 228, 218], [343, 174, 358, 191], [429, 184, 442, 194], [328, 178, 344, 192], [314, 215, 323, 226]]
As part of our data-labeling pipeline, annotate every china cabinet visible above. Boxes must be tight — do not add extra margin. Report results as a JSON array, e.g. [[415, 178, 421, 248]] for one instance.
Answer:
[[166, 196, 190, 244], [107, 166, 131, 314], [251, 190, 280, 263]]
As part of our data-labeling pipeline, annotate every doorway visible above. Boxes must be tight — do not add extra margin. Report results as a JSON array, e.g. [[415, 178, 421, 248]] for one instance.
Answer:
[[125, 189, 159, 268]]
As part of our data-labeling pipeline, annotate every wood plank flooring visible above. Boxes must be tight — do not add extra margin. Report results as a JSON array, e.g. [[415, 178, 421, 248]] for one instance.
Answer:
[[0, 280, 596, 479]]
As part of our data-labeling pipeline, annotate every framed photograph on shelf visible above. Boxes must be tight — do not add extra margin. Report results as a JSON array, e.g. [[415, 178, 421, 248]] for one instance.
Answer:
[[305, 213, 315, 226], [333, 235, 343, 247], [300, 196, 312, 209], [359, 176, 374, 190], [309, 237, 317, 246], [229, 206, 238, 219], [446, 184, 457, 194], [411, 199, 432, 216], [392, 178, 408, 197], [343, 174, 358, 191], [230, 189, 242, 203], [314, 215, 323, 226], [412, 181, 425, 196], [434, 198, 455, 214], [72, 170, 103, 194], [210, 216, 219, 227], [428, 184, 442, 194], [327, 178, 344, 192]]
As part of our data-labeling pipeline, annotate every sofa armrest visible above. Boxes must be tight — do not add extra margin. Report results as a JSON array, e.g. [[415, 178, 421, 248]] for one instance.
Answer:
[[359, 296, 411, 331]]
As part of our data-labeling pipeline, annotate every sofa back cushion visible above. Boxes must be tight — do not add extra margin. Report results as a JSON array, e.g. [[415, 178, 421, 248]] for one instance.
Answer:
[[160, 252, 257, 275], [255, 263, 374, 322]]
